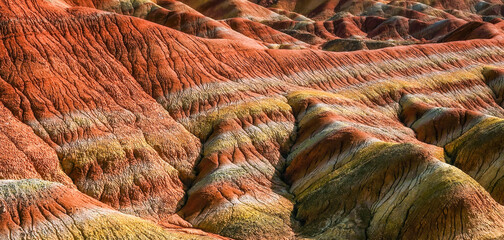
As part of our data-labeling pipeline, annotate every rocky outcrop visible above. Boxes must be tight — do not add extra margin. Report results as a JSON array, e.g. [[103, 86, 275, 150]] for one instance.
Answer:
[[439, 21, 504, 42], [284, 89, 504, 239], [248, 0, 504, 49], [397, 68, 504, 206], [2, 0, 504, 239], [64, 0, 504, 50], [0, 103, 72, 185], [223, 18, 308, 48], [0, 179, 226, 239], [179, 0, 290, 21], [0, 0, 203, 228]]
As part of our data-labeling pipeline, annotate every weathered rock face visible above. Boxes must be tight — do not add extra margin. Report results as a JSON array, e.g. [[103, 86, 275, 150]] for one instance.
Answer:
[[285, 89, 504, 239], [0, 179, 226, 239], [252, 0, 503, 19], [0, 102, 73, 186], [61, 0, 504, 50], [0, 0, 204, 230], [178, 0, 290, 22], [244, 0, 504, 50], [2, 0, 504, 239]]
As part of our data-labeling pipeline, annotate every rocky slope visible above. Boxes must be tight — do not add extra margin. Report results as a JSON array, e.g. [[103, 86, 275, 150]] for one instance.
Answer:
[[1, 0, 504, 239]]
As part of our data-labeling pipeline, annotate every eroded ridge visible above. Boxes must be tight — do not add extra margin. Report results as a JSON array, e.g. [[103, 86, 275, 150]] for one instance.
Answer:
[[0, 179, 226, 239], [285, 90, 504, 239], [1, 0, 504, 239]]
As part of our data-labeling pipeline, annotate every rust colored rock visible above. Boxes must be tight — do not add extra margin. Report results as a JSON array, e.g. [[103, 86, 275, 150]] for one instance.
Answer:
[[439, 21, 504, 42], [223, 17, 308, 48], [0, 102, 73, 186], [179, 0, 290, 21], [0, 0, 202, 228], [0, 179, 227, 239], [1, 0, 504, 239]]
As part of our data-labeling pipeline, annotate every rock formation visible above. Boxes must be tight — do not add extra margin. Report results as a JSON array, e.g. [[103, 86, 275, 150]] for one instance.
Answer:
[[1, 0, 504, 239]]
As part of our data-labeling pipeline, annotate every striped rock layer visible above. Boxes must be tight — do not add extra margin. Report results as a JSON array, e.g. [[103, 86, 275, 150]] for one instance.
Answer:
[[2, 0, 504, 239], [0, 179, 225, 239]]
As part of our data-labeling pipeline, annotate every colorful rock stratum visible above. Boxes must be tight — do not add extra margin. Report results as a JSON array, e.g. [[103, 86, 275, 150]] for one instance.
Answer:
[[2, 0, 504, 239]]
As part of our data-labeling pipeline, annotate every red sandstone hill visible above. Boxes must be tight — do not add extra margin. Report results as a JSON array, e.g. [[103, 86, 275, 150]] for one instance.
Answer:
[[1, 0, 504, 239]]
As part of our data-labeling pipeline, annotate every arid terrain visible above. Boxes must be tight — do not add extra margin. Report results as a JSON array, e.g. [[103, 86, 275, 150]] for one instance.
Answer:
[[1, 0, 504, 239]]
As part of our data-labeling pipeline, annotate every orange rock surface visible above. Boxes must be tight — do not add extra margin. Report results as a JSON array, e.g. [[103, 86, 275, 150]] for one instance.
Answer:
[[1, 0, 504, 239]]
